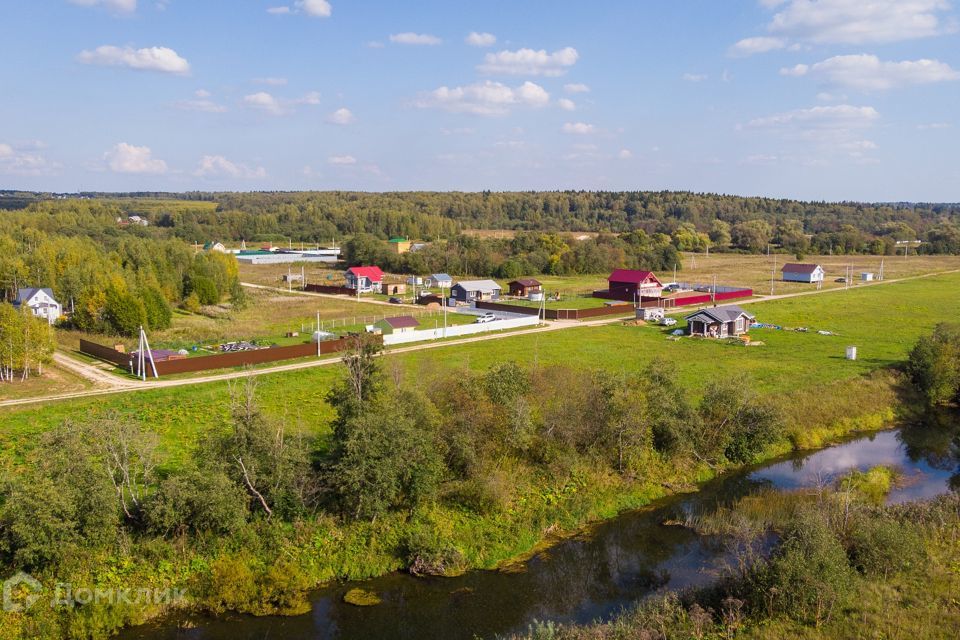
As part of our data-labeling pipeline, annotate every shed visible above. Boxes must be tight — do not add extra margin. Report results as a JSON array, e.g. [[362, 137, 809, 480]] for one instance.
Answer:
[[387, 237, 412, 254], [374, 315, 420, 335], [426, 273, 453, 289], [607, 269, 664, 299], [637, 307, 665, 322], [451, 279, 502, 302], [508, 278, 542, 297], [781, 263, 825, 283], [685, 305, 756, 338], [861, 272, 874, 282], [381, 281, 408, 296]]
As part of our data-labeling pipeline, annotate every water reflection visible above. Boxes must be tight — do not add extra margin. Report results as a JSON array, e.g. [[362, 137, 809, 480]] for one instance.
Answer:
[[123, 415, 959, 640]]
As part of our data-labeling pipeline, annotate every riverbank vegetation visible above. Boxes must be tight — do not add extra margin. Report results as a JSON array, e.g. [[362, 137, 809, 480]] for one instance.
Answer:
[[514, 475, 960, 640]]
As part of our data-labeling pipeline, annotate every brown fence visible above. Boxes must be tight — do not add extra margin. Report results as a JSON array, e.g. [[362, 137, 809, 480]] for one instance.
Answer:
[[79, 339, 129, 367], [474, 300, 634, 321], [304, 284, 356, 296], [80, 336, 374, 377]]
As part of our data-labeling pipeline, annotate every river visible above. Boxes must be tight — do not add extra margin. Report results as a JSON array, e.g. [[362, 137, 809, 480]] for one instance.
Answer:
[[123, 415, 959, 640]]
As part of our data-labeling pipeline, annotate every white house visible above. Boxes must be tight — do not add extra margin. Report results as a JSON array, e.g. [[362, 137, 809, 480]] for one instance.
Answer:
[[781, 263, 825, 284], [13, 287, 62, 324], [344, 266, 384, 293], [425, 273, 453, 290]]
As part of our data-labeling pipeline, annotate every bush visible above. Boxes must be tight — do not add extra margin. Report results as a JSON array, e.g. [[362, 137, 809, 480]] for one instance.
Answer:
[[402, 523, 466, 576], [847, 515, 924, 578], [140, 285, 172, 331], [144, 466, 248, 537], [198, 555, 259, 614], [189, 275, 220, 306]]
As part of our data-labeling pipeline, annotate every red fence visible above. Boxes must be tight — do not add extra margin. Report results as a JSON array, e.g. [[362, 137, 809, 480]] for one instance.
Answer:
[[656, 289, 754, 308], [80, 336, 374, 377], [474, 300, 634, 321]]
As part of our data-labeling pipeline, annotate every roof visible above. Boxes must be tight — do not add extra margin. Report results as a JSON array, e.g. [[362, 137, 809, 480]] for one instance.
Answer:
[[685, 304, 756, 324], [347, 266, 384, 280], [14, 287, 56, 305], [430, 273, 453, 282], [379, 315, 420, 329], [509, 278, 542, 287], [453, 279, 502, 292], [608, 269, 662, 285], [781, 263, 822, 274], [388, 237, 409, 243]]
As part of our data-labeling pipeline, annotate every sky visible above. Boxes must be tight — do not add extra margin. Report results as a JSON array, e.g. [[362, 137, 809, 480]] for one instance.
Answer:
[[1, 0, 958, 201]]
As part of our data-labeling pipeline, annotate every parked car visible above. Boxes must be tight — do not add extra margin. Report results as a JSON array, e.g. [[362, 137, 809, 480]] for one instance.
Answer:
[[388, 296, 402, 304], [660, 317, 678, 327], [835, 277, 847, 283], [475, 312, 497, 323]]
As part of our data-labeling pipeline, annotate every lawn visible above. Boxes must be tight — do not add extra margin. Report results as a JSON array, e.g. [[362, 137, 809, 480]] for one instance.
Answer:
[[0, 361, 93, 402], [5, 272, 959, 463]]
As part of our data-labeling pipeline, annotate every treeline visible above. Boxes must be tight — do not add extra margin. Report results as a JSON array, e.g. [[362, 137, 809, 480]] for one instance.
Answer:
[[344, 230, 682, 277], [9, 192, 960, 256], [0, 339, 783, 634], [0, 200, 244, 336]]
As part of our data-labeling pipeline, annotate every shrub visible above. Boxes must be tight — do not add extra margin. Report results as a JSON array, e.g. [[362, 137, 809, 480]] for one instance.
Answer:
[[847, 515, 924, 578], [189, 275, 220, 306], [140, 285, 172, 331], [402, 523, 466, 576], [144, 466, 248, 537]]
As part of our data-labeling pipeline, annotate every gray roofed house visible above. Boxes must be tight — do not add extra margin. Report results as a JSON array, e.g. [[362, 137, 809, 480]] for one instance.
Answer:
[[685, 304, 755, 338], [13, 287, 62, 325], [451, 279, 502, 303], [426, 273, 453, 289]]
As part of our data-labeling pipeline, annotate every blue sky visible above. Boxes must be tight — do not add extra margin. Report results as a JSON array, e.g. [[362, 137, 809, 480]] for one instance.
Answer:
[[1, 0, 958, 200]]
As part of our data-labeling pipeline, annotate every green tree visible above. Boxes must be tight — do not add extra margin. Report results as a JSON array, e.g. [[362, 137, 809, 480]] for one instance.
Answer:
[[140, 285, 172, 331], [907, 323, 960, 405], [189, 275, 219, 306], [103, 284, 147, 336]]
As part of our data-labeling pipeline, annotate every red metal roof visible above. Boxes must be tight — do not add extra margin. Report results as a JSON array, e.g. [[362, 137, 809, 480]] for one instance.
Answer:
[[382, 315, 419, 329], [780, 263, 821, 274], [608, 269, 662, 286], [347, 266, 384, 281]]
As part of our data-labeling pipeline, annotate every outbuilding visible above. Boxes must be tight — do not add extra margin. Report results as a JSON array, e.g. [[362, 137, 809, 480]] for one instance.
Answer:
[[685, 305, 756, 338], [374, 316, 420, 335], [13, 287, 62, 325], [781, 263, 825, 284], [637, 306, 666, 322], [425, 273, 453, 290], [607, 269, 664, 299], [451, 279, 502, 303], [507, 278, 542, 297]]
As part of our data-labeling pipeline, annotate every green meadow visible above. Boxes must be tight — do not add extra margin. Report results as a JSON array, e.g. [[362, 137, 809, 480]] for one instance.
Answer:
[[3, 272, 957, 463]]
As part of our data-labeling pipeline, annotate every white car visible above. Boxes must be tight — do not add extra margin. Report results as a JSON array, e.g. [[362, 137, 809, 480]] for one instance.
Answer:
[[660, 317, 678, 327], [475, 312, 497, 323]]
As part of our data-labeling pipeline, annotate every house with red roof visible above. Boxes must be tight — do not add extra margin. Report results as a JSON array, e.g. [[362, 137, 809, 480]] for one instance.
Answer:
[[606, 269, 664, 299], [344, 266, 384, 293], [374, 315, 420, 335]]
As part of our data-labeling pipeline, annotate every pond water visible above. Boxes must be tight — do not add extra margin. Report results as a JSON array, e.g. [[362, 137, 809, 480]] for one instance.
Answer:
[[123, 416, 959, 640]]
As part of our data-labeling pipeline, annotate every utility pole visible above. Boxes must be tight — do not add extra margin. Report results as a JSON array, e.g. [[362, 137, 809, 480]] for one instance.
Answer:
[[770, 257, 776, 296]]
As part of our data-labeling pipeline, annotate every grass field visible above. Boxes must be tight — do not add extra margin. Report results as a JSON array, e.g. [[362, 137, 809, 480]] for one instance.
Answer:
[[4, 271, 959, 463], [0, 361, 93, 402]]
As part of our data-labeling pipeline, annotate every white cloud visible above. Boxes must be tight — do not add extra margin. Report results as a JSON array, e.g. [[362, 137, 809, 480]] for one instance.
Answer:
[[557, 98, 576, 111], [478, 47, 579, 76], [728, 36, 787, 56], [768, 0, 954, 44], [328, 155, 357, 165], [734, 0, 956, 54], [416, 80, 550, 116], [105, 142, 167, 174], [268, 0, 331, 17], [327, 107, 355, 124], [243, 91, 285, 115], [564, 83, 590, 93], [617, 149, 633, 160], [254, 77, 288, 86], [390, 32, 442, 45], [194, 155, 266, 179], [466, 32, 496, 47], [780, 54, 960, 90], [746, 104, 880, 130], [682, 73, 708, 82], [0, 142, 59, 176], [77, 45, 190, 74], [297, 91, 322, 105], [69, 0, 136, 14], [366, 41, 385, 48], [561, 122, 596, 135], [175, 97, 227, 113], [194, 89, 211, 98]]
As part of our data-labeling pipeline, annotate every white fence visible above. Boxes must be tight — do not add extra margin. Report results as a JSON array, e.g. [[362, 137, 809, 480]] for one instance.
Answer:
[[382, 315, 540, 345]]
